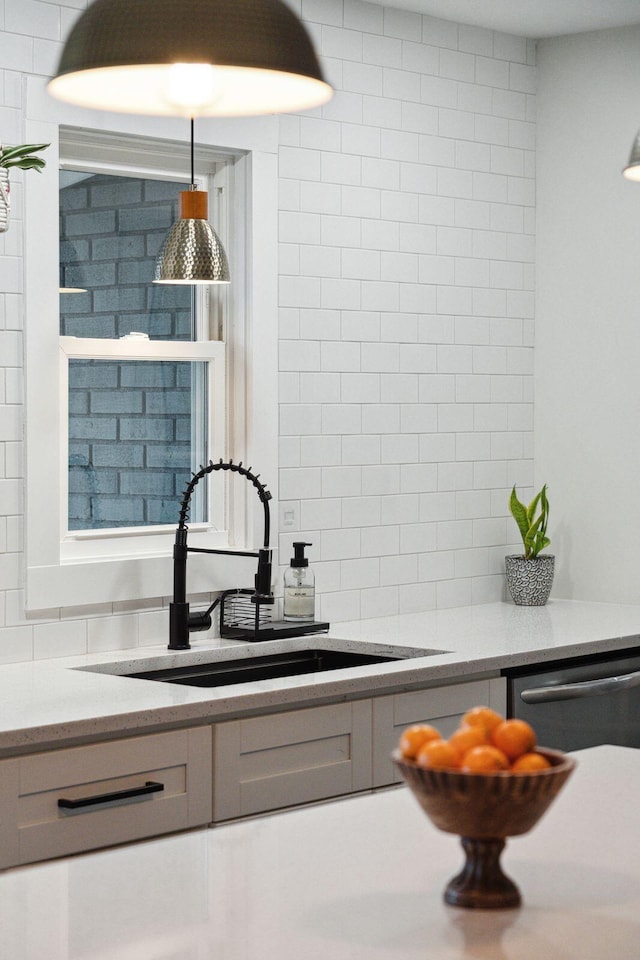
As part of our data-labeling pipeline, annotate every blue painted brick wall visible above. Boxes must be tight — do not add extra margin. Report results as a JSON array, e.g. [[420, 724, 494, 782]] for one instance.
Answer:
[[60, 174, 199, 530]]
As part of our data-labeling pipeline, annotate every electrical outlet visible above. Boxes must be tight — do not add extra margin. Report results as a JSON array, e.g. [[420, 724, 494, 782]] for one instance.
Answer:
[[279, 502, 299, 530]]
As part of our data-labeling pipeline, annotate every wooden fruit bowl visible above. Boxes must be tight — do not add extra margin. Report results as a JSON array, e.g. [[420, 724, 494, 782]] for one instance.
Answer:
[[392, 747, 576, 909]]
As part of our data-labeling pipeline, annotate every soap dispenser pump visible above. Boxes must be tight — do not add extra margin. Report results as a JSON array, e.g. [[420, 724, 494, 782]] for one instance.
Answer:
[[283, 541, 315, 621]]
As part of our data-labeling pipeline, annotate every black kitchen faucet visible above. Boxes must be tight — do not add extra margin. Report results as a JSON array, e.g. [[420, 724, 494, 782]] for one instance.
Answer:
[[169, 459, 273, 650]]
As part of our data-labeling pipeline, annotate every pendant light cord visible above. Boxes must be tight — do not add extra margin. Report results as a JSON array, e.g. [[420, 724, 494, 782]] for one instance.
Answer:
[[190, 116, 195, 189]]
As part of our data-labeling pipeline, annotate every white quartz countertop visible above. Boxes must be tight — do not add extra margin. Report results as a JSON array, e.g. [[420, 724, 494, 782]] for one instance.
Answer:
[[2, 599, 640, 756], [2, 744, 638, 960]]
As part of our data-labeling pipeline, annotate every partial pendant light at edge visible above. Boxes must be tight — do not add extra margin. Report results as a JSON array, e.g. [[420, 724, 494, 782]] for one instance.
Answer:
[[622, 130, 640, 181], [154, 119, 230, 286], [47, 0, 333, 117]]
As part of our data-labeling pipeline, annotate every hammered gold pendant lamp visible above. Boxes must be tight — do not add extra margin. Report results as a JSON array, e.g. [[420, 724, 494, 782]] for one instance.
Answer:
[[47, 0, 332, 117]]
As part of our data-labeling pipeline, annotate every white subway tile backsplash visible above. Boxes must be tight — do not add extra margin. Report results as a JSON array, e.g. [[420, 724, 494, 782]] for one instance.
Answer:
[[279, 307, 300, 340], [383, 66, 421, 102], [279, 372, 300, 403], [301, 435, 342, 466], [302, 0, 342, 26], [362, 403, 400, 433], [401, 40, 439, 76], [419, 431, 456, 461], [342, 59, 383, 96], [382, 493, 420, 525], [492, 88, 527, 120], [280, 467, 323, 501], [439, 48, 475, 83], [322, 465, 363, 497], [380, 552, 418, 585], [400, 462, 438, 493], [400, 520, 437, 555], [456, 489, 492, 519], [340, 556, 380, 589], [510, 62, 536, 95], [363, 32, 402, 68], [361, 583, 400, 618], [400, 402, 438, 433], [384, 7, 422, 41], [362, 156, 400, 190], [301, 498, 342, 529], [321, 527, 361, 560], [321, 151, 362, 185], [437, 577, 472, 608], [438, 460, 473, 491], [322, 403, 362, 434], [398, 343, 436, 374], [382, 433, 419, 462], [362, 463, 400, 495], [418, 550, 454, 581], [280, 404, 323, 436], [341, 372, 381, 402], [493, 32, 527, 63], [0, 1, 541, 660], [300, 180, 342, 214], [454, 547, 489, 578], [342, 496, 382, 528], [476, 56, 509, 89], [381, 128, 421, 162]]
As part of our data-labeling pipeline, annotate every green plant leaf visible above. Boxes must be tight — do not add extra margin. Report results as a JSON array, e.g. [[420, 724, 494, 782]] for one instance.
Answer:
[[509, 486, 530, 544], [526, 490, 541, 525], [0, 143, 49, 170], [510, 483, 551, 558]]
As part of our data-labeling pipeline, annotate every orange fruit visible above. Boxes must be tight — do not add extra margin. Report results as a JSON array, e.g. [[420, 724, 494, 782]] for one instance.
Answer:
[[461, 744, 510, 773], [398, 724, 442, 759], [462, 706, 504, 736], [511, 752, 551, 773], [448, 724, 488, 760], [415, 738, 460, 771], [491, 719, 536, 761]]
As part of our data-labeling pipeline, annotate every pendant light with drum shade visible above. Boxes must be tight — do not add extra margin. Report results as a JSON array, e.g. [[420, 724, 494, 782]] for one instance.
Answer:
[[154, 118, 230, 285], [46, 0, 333, 118], [623, 131, 640, 181]]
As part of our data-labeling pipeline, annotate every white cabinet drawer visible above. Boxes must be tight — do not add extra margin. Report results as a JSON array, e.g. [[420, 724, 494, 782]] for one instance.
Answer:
[[213, 700, 372, 821], [372, 677, 507, 787], [0, 726, 212, 869]]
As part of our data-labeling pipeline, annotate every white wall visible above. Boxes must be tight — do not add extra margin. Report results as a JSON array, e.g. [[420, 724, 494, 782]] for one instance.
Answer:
[[278, 2, 537, 623], [536, 27, 640, 602], [0, 0, 537, 663]]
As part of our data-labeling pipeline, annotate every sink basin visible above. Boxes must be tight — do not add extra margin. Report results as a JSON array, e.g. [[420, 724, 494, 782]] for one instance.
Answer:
[[78, 638, 446, 689], [127, 648, 403, 688]]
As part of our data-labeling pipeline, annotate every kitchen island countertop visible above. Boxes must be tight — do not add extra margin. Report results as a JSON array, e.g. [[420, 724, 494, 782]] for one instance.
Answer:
[[1, 598, 640, 755], [1, 743, 638, 960]]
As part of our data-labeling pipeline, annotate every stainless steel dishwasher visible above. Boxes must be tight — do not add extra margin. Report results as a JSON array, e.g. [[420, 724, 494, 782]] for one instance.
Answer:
[[506, 648, 640, 751]]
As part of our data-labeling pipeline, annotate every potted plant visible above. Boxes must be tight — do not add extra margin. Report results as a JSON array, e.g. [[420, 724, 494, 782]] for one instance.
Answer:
[[505, 484, 554, 605], [0, 142, 49, 232]]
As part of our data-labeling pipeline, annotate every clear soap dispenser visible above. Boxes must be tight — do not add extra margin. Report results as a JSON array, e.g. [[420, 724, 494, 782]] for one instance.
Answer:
[[283, 541, 315, 621]]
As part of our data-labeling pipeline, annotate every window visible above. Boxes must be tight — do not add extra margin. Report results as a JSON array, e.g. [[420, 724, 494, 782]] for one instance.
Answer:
[[24, 103, 278, 612]]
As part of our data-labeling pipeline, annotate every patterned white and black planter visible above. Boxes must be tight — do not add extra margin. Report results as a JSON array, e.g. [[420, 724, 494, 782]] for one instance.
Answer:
[[505, 555, 555, 606]]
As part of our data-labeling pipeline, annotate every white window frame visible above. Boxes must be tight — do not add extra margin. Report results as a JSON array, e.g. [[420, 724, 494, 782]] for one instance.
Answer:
[[24, 79, 279, 612], [60, 336, 226, 561]]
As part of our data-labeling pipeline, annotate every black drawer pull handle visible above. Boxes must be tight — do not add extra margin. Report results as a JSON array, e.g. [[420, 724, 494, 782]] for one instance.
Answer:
[[58, 780, 164, 810]]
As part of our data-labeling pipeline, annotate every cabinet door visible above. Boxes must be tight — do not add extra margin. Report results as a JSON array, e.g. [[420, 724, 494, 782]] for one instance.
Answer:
[[0, 726, 212, 869], [372, 677, 506, 787], [213, 700, 372, 821]]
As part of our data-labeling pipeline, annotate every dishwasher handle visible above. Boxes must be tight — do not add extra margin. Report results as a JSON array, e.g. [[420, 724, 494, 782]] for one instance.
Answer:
[[520, 669, 640, 704]]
